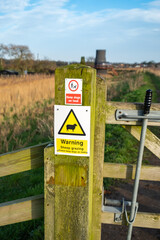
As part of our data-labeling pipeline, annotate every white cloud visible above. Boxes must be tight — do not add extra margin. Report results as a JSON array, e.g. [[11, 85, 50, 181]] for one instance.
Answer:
[[1, 0, 160, 36], [148, 0, 160, 7], [0, 0, 160, 61], [0, 0, 30, 13], [100, 7, 160, 24]]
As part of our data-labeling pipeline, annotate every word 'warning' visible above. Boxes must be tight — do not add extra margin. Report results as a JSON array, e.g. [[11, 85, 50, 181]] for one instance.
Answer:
[[54, 105, 90, 156]]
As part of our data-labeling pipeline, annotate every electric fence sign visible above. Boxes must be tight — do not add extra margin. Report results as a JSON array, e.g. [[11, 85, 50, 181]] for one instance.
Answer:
[[54, 105, 90, 156]]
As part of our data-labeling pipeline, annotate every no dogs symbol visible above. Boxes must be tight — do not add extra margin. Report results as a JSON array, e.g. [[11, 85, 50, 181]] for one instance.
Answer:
[[58, 109, 86, 136], [68, 80, 79, 92]]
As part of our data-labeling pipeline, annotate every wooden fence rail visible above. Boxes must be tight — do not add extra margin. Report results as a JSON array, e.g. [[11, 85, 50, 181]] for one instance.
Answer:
[[0, 142, 48, 177], [101, 211, 160, 229], [103, 162, 160, 181], [0, 65, 160, 239], [0, 193, 159, 229], [0, 195, 44, 227], [0, 142, 48, 227]]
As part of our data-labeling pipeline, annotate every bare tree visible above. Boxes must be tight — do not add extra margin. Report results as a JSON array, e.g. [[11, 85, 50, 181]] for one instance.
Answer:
[[8, 44, 33, 60], [8, 44, 34, 72], [86, 56, 95, 63], [86, 56, 95, 67], [0, 44, 8, 69]]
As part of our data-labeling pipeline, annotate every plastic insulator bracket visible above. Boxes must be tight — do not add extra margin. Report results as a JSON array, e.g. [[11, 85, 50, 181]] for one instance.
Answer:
[[144, 89, 152, 115]]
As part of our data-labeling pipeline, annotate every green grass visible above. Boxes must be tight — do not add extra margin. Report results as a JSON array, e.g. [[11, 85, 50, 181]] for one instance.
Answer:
[[0, 168, 44, 204], [0, 98, 54, 154], [0, 72, 160, 238], [108, 71, 144, 101], [105, 71, 159, 165], [121, 72, 157, 103], [0, 219, 44, 240], [146, 71, 160, 90], [105, 125, 139, 164], [0, 98, 54, 239], [104, 72, 160, 188]]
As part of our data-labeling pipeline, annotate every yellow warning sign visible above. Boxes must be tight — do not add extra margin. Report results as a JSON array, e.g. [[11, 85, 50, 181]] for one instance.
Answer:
[[54, 105, 90, 156], [56, 138, 88, 155], [58, 109, 86, 136]]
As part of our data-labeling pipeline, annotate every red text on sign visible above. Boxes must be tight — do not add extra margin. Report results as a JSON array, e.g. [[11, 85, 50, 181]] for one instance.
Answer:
[[66, 94, 81, 105]]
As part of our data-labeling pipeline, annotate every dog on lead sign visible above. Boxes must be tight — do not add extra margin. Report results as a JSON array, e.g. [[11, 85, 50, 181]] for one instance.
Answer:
[[65, 78, 82, 105]]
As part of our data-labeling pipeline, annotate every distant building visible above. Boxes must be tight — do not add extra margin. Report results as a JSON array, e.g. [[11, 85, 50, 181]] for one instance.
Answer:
[[95, 49, 107, 74]]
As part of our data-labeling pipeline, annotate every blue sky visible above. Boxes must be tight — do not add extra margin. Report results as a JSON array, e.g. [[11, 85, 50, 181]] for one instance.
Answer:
[[0, 0, 160, 63]]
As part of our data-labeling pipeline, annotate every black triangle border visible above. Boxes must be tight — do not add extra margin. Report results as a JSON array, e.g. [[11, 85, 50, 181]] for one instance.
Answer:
[[58, 109, 86, 136]]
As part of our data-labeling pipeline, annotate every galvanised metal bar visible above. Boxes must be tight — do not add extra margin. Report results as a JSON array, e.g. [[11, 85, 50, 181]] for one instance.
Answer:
[[126, 89, 152, 240]]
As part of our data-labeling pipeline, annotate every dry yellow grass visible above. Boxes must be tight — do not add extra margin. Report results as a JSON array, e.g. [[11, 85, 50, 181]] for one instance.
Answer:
[[145, 68, 160, 77], [0, 74, 55, 117]]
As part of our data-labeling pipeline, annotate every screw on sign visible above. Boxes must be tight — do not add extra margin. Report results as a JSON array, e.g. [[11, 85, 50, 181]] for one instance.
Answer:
[[69, 80, 79, 92]]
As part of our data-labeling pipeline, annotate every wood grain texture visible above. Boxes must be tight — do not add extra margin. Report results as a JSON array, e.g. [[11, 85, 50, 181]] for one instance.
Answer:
[[123, 125, 160, 159], [0, 195, 44, 226], [101, 211, 160, 229], [44, 65, 97, 240], [0, 142, 49, 177], [91, 76, 106, 240], [106, 101, 160, 126], [103, 162, 160, 181], [44, 145, 55, 239]]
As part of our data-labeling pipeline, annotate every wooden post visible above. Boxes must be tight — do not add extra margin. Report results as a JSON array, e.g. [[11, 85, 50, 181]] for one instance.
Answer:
[[92, 76, 106, 239], [44, 64, 106, 239]]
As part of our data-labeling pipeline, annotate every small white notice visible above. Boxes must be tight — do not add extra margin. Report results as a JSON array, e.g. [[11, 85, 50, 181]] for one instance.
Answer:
[[65, 78, 82, 105], [54, 105, 90, 156]]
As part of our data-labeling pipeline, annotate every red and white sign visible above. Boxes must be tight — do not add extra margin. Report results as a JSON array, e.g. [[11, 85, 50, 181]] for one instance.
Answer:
[[65, 78, 82, 105]]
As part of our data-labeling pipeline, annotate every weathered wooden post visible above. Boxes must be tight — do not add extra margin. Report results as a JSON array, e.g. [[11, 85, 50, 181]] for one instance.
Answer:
[[44, 64, 106, 239]]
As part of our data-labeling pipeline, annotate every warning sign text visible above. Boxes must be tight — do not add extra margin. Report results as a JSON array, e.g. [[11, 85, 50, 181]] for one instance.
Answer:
[[56, 138, 88, 155], [54, 105, 90, 156], [66, 93, 81, 105]]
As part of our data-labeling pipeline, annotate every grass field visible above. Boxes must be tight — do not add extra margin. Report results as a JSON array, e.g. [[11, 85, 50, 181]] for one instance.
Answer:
[[146, 68, 160, 77], [0, 74, 54, 119], [0, 70, 160, 239]]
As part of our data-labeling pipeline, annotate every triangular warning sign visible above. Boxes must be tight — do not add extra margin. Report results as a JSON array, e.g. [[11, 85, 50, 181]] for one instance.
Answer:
[[58, 109, 86, 136]]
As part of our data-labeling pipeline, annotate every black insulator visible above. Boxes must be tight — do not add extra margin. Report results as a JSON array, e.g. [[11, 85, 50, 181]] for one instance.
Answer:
[[144, 89, 152, 115]]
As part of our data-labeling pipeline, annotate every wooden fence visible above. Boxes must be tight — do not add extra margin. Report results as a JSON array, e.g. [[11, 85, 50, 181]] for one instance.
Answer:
[[0, 65, 160, 239]]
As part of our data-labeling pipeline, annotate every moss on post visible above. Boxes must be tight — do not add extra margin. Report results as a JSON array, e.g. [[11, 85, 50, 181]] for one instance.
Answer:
[[92, 76, 107, 239], [80, 56, 85, 65], [45, 64, 98, 239]]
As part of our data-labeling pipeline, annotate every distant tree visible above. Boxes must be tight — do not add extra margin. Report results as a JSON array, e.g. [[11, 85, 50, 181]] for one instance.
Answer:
[[8, 44, 34, 72], [86, 56, 95, 63], [8, 44, 33, 60], [86, 56, 95, 67], [0, 43, 81, 74], [0, 44, 8, 69], [147, 61, 155, 67], [141, 61, 147, 65], [56, 60, 68, 67]]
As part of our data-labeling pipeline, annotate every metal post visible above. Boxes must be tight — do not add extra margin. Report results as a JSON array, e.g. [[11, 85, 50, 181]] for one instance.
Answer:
[[126, 89, 152, 240]]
